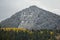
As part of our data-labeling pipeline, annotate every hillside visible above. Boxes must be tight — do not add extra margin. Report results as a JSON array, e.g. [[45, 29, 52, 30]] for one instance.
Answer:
[[0, 5, 60, 30]]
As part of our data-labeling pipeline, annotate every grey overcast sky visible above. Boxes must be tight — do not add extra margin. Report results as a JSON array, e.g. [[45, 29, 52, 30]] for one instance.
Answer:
[[0, 0, 60, 22]]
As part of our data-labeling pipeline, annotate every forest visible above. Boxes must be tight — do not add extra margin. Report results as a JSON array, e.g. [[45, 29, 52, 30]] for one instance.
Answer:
[[0, 27, 60, 40]]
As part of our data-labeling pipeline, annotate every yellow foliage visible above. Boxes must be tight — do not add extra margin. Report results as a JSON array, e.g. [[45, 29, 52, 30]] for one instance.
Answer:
[[50, 31, 54, 35], [29, 31, 33, 35], [40, 31, 43, 34], [0, 28, 27, 32]]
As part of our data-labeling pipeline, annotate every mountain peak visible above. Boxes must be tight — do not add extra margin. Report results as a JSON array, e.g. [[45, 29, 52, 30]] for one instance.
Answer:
[[29, 5, 38, 8], [0, 5, 60, 30], [29, 5, 39, 9]]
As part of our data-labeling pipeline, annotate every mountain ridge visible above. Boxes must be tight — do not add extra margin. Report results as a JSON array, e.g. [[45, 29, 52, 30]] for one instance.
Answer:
[[0, 5, 60, 30]]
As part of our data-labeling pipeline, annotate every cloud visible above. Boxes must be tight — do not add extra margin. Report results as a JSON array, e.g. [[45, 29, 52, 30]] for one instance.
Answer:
[[0, 0, 60, 21]]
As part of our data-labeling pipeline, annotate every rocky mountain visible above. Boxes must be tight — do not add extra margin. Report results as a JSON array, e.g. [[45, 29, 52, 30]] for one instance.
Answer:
[[0, 5, 60, 30]]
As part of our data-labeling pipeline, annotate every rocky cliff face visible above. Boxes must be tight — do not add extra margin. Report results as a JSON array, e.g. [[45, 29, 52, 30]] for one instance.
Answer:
[[0, 5, 60, 30]]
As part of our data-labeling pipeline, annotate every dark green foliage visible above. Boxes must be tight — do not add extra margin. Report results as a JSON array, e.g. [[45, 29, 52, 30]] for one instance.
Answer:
[[0, 29, 59, 40], [0, 24, 1, 28]]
